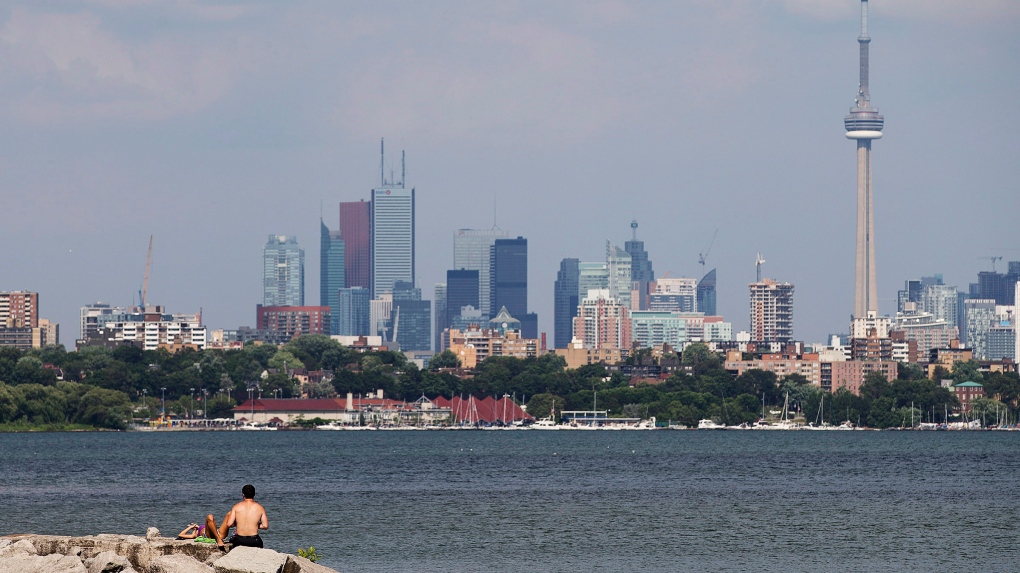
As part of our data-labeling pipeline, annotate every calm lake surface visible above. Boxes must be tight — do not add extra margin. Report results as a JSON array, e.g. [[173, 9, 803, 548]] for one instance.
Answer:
[[1, 430, 1017, 572]]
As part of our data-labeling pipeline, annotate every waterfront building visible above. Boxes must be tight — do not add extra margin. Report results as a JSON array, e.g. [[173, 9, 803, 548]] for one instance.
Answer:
[[749, 279, 794, 343], [257, 305, 330, 337], [649, 278, 697, 313], [263, 235, 304, 307], [554, 258, 580, 349], [433, 283, 446, 352], [339, 201, 371, 290], [337, 287, 371, 337], [0, 291, 38, 328], [845, 0, 884, 319], [371, 184, 415, 297], [573, 289, 631, 350], [234, 393, 454, 426], [454, 228, 508, 317], [320, 220, 345, 335], [625, 220, 655, 310], [388, 281, 431, 352], [490, 237, 528, 319], [952, 381, 984, 414], [697, 269, 718, 317]]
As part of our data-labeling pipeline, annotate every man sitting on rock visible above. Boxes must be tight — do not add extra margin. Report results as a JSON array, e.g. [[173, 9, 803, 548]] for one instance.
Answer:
[[205, 483, 269, 551]]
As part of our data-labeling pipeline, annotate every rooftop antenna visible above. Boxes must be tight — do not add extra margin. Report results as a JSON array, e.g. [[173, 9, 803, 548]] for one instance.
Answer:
[[380, 138, 385, 187], [401, 150, 406, 188], [755, 252, 765, 283], [141, 235, 153, 308], [631, 220, 638, 241]]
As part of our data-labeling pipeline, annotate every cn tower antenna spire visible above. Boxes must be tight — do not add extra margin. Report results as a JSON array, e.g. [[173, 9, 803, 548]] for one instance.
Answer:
[[845, 0, 884, 319]]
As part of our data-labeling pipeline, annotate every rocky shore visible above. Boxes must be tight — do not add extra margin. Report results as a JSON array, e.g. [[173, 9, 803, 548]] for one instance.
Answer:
[[0, 529, 338, 573]]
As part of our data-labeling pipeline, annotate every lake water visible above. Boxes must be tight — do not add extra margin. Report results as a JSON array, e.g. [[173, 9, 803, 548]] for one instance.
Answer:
[[1, 430, 1017, 572]]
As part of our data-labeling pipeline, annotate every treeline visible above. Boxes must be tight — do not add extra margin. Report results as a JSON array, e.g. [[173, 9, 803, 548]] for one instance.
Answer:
[[1, 338, 1017, 429]]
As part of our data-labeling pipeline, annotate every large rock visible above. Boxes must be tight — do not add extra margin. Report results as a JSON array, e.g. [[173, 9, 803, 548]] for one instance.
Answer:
[[281, 554, 338, 573], [149, 554, 214, 573], [211, 546, 288, 573], [0, 552, 88, 573], [86, 550, 135, 573], [0, 538, 37, 557]]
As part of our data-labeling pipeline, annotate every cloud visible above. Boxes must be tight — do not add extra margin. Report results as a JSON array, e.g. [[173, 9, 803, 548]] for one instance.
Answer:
[[0, 6, 250, 123]]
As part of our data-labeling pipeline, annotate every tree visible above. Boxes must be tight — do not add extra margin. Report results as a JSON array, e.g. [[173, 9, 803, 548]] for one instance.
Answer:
[[526, 393, 562, 421], [428, 350, 460, 370], [268, 349, 305, 372], [951, 360, 983, 384]]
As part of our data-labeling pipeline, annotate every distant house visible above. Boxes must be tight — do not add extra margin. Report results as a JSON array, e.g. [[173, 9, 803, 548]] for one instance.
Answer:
[[952, 381, 984, 414]]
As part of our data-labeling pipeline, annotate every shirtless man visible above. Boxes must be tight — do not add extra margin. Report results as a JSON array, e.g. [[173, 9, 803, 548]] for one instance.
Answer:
[[205, 484, 269, 550]]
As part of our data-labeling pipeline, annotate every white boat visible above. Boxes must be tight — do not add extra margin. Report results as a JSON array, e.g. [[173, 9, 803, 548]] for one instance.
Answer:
[[530, 417, 561, 430], [697, 419, 725, 430], [315, 422, 345, 430]]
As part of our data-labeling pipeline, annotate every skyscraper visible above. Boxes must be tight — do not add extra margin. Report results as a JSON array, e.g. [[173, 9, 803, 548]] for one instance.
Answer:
[[337, 287, 370, 336], [433, 283, 446, 352], [339, 201, 371, 290], [454, 228, 508, 317], [490, 237, 528, 319], [371, 143, 414, 298], [554, 258, 580, 349], [320, 220, 345, 335], [389, 281, 431, 351], [697, 269, 717, 316], [749, 278, 794, 343], [446, 269, 480, 328], [625, 220, 654, 309], [606, 242, 633, 309], [845, 0, 884, 318], [263, 235, 304, 307]]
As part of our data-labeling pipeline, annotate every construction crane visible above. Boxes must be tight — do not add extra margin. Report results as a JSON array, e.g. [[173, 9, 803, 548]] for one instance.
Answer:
[[698, 229, 718, 268], [980, 256, 1003, 272], [755, 252, 765, 283]]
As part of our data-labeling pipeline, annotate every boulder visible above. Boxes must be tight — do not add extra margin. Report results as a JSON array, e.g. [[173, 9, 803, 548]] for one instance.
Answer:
[[0, 538, 37, 557], [150, 554, 214, 573], [86, 550, 134, 573], [146, 529, 161, 542], [282, 555, 338, 573], [0, 553, 88, 573], [211, 546, 289, 573]]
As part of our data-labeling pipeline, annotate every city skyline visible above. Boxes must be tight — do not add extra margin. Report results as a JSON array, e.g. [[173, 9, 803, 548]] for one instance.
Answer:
[[0, 2, 1016, 345]]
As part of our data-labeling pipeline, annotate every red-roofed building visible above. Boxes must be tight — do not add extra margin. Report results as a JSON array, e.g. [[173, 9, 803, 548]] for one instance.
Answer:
[[233, 392, 452, 426]]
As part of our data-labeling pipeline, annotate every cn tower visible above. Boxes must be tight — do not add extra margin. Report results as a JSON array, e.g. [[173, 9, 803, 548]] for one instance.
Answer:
[[845, 0, 884, 318]]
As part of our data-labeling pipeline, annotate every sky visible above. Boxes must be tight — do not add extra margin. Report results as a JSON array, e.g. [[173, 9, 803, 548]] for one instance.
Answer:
[[1, 0, 1018, 347]]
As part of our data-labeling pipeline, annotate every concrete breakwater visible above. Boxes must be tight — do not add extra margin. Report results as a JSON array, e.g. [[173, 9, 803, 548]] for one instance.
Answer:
[[0, 529, 337, 573]]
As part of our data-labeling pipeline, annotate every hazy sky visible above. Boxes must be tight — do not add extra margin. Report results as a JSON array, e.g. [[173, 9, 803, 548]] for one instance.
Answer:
[[2, 0, 1018, 346]]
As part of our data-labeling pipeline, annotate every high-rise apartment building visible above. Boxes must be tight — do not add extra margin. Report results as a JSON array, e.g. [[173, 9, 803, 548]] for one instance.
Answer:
[[490, 237, 528, 319], [0, 291, 39, 328], [257, 305, 330, 337], [649, 278, 697, 313], [554, 258, 580, 349], [339, 201, 371, 290], [963, 299, 996, 359], [749, 279, 794, 343], [578, 262, 609, 303], [697, 269, 718, 317], [320, 221, 345, 335], [337, 287, 371, 337], [454, 228, 508, 317], [922, 283, 959, 330], [371, 185, 414, 298], [573, 289, 631, 350], [625, 221, 655, 310], [263, 235, 304, 306]]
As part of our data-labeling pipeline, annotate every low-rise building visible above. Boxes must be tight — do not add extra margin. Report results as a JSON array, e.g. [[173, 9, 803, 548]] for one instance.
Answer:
[[447, 328, 538, 369], [952, 381, 984, 414]]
